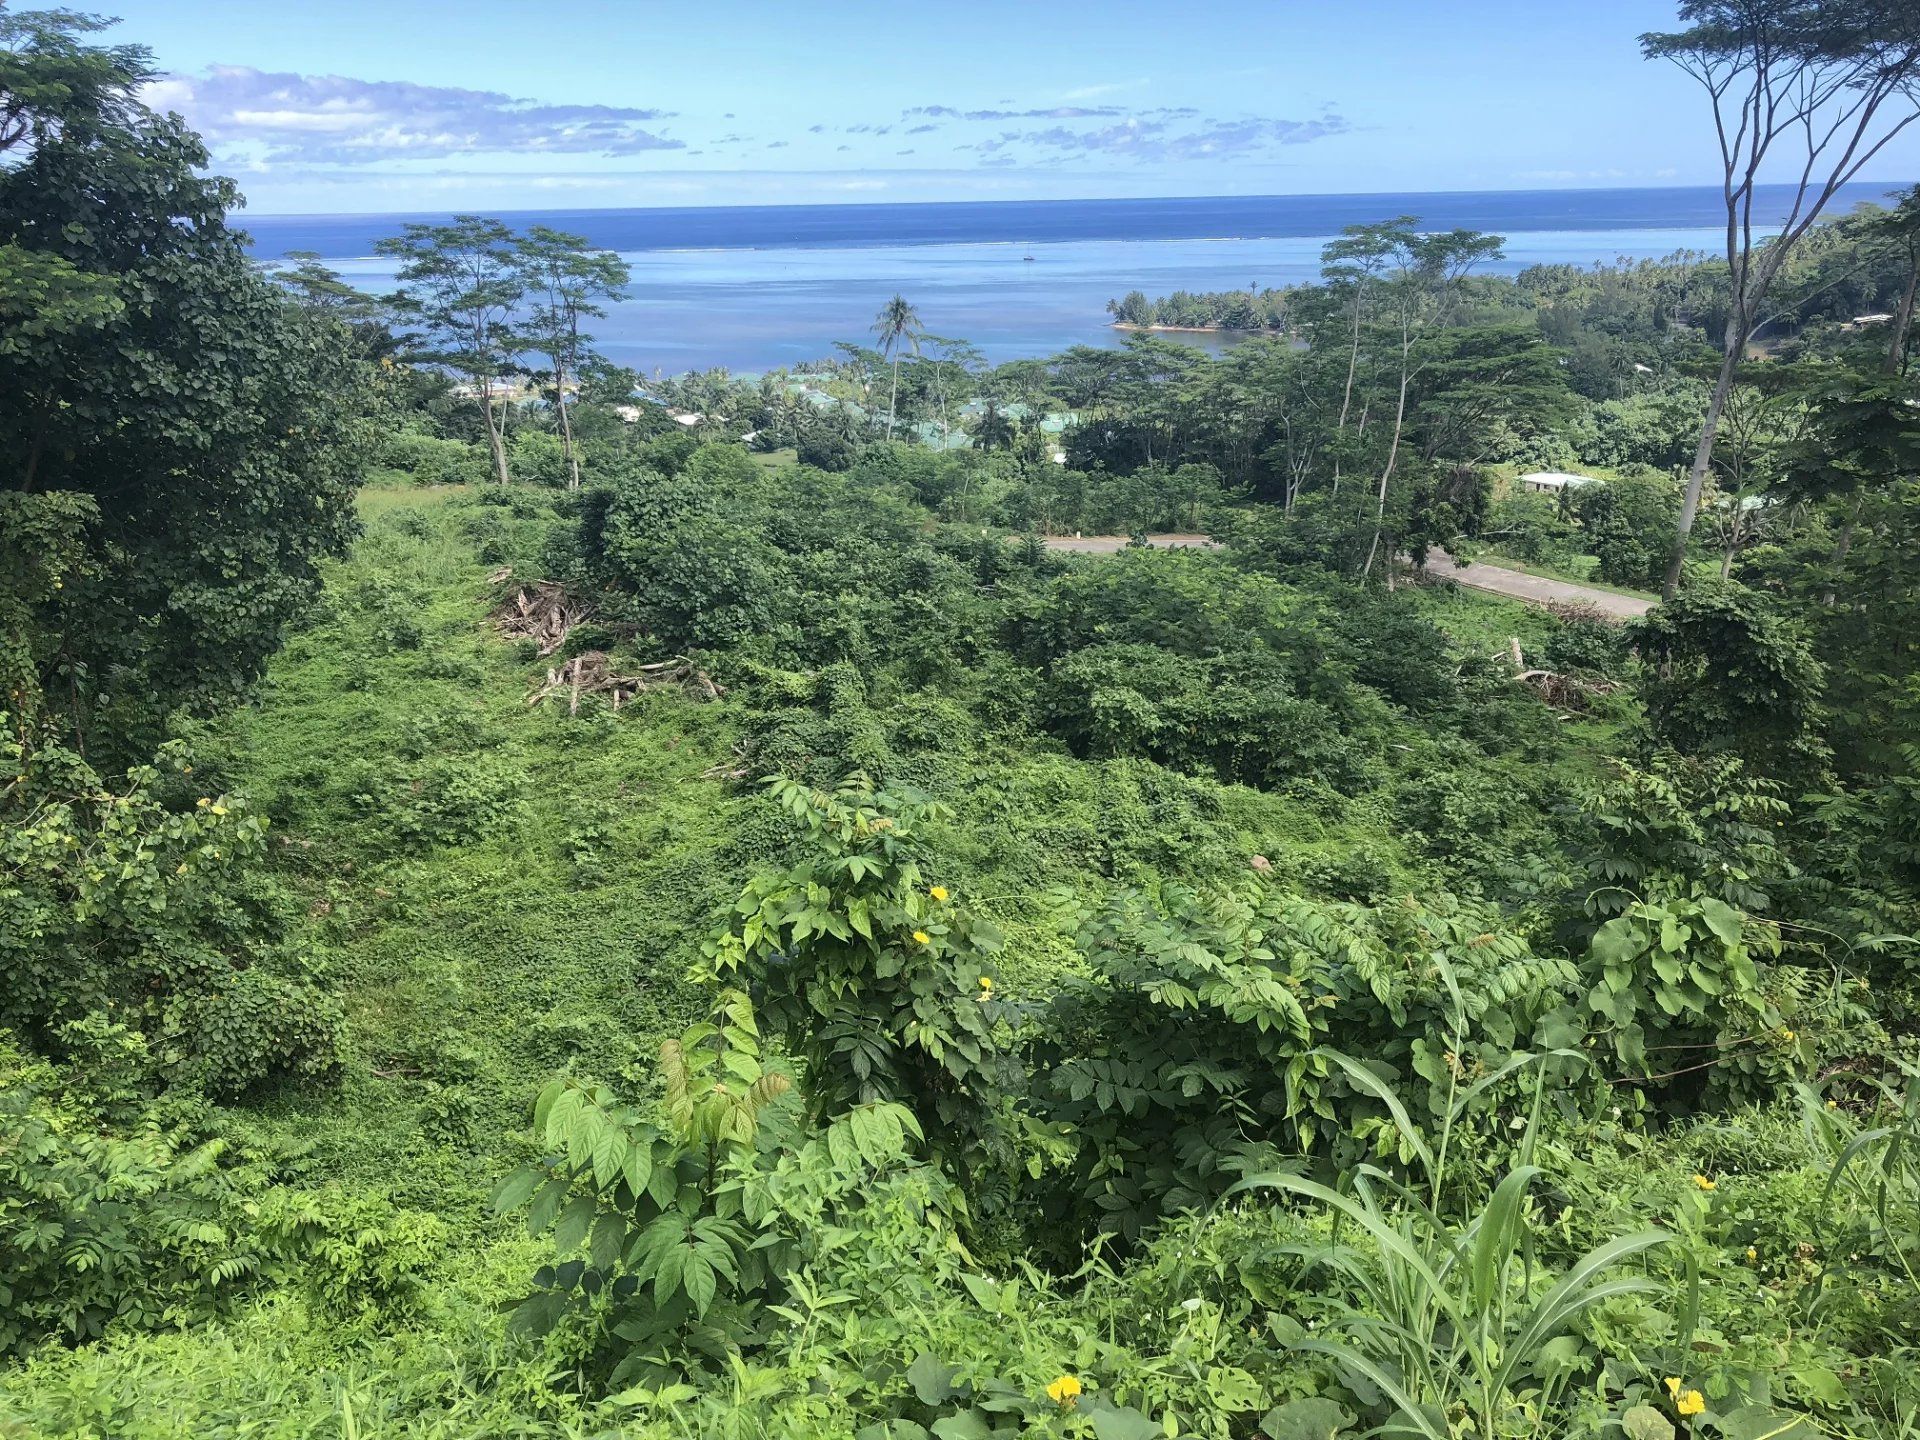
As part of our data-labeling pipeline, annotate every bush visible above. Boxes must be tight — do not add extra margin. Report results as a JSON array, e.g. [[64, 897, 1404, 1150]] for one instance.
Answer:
[[375, 429, 490, 487], [0, 1039, 273, 1355]]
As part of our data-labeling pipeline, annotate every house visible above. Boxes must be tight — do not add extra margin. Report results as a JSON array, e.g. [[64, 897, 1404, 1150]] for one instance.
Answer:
[[1517, 471, 1602, 495]]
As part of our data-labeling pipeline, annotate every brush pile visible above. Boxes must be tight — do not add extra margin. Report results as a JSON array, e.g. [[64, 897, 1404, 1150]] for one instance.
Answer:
[[1501, 635, 1619, 712], [527, 651, 725, 714], [490, 571, 592, 658]]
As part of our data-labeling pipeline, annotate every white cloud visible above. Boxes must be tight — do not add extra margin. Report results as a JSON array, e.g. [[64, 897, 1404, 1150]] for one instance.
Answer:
[[144, 66, 682, 163]]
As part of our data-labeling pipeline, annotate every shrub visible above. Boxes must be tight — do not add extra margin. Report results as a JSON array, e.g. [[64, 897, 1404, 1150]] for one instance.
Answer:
[[375, 429, 489, 487], [0, 1040, 272, 1355], [706, 776, 1012, 1171]]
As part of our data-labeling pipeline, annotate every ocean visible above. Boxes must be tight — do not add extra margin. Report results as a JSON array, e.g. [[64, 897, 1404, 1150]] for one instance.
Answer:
[[242, 184, 1906, 375]]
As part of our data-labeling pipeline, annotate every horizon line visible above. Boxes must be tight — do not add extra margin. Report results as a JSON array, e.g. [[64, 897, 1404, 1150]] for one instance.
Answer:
[[233, 176, 1915, 222]]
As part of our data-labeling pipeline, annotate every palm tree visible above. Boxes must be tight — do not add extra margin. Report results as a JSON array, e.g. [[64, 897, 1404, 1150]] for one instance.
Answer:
[[872, 294, 922, 440]]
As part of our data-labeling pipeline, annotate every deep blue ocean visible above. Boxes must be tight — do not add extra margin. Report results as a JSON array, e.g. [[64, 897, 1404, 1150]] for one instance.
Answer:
[[243, 183, 1906, 374]]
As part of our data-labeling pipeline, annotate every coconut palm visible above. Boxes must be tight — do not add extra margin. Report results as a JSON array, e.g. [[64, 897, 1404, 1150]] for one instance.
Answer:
[[872, 294, 923, 440]]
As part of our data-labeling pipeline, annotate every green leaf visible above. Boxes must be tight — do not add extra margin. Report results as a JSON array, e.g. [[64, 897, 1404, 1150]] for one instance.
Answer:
[[1261, 1397, 1355, 1440], [1696, 897, 1745, 947], [488, 1165, 542, 1215], [1716, 1409, 1817, 1440], [1621, 1406, 1674, 1440], [906, 1352, 964, 1405], [930, 1411, 993, 1440], [554, 1194, 596, 1254], [1088, 1405, 1162, 1440]]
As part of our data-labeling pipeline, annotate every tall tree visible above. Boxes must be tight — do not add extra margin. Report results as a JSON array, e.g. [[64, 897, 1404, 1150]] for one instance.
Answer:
[[1643, 0, 1920, 597], [872, 294, 923, 440], [1319, 217, 1412, 496], [514, 226, 629, 490], [2, 6, 370, 754], [1354, 225, 1506, 578], [377, 216, 526, 484]]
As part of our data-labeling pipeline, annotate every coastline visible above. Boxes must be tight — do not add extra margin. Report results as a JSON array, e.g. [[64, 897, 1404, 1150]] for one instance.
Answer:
[[1110, 321, 1287, 337]]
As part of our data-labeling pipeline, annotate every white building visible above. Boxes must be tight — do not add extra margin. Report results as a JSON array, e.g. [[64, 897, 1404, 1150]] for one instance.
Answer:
[[1517, 471, 1603, 495]]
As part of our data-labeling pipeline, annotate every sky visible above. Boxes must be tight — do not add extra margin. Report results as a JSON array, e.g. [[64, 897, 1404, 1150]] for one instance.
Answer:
[[91, 0, 1920, 215]]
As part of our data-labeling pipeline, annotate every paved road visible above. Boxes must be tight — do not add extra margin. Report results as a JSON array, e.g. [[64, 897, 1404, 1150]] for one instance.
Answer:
[[1042, 533, 1218, 554], [1039, 535, 1654, 621], [1422, 548, 1654, 620]]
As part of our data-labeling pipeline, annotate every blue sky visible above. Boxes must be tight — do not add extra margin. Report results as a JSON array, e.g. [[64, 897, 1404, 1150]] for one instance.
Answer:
[[104, 0, 1920, 214]]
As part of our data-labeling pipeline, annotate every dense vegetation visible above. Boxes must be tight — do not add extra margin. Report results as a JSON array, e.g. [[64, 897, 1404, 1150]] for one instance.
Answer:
[[1106, 287, 1289, 332], [6, 6, 1920, 1439]]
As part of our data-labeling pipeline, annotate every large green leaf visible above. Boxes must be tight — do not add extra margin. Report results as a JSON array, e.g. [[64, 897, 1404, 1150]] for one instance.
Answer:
[[1261, 1396, 1355, 1439]]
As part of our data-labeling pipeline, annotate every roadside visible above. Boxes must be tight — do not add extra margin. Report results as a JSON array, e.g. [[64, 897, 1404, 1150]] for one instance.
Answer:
[[1038, 534, 1655, 621]]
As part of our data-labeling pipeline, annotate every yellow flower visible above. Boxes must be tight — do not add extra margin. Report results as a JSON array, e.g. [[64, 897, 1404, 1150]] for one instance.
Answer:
[[196, 797, 210, 808], [912, 930, 931, 945], [1692, 1175, 1716, 1191], [1665, 1378, 1683, 1399], [1745, 1245, 1757, 1262], [1045, 1375, 1082, 1408], [978, 976, 993, 992], [930, 885, 949, 902], [1677, 1390, 1706, 1417]]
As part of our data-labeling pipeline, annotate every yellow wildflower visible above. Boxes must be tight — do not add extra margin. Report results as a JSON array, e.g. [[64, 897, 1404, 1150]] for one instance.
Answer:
[[1665, 1378, 1682, 1399], [930, 885, 949, 902], [1692, 1174, 1716, 1191], [196, 797, 210, 808], [912, 930, 931, 945], [978, 976, 993, 992], [1745, 1245, 1757, 1262], [1677, 1390, 1706, 1417], [1045, 1375, 1082, 1408]]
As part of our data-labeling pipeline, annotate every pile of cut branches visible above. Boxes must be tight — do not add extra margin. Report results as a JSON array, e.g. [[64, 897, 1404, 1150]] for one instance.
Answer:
[[491, 570, 592, 658], [527, 651, 725, 714], [1502, 636, 1620, 713]]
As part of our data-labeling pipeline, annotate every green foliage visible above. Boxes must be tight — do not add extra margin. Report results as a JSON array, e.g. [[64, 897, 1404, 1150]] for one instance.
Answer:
[[1030, 880, 1585, 1241], [373, 429, 491, 488], [1586, 889, 1794, 1101], [1631, 581, 1829, 781], [0, 34, 372, 749], [0, 726, 338, 1092], [1235, 1059, 1674, 1440], [254, 1188, 448, 1325], [0, 1036, 273, 1356], [708, 776, 1011, 1168], [493, 990, 935, 1386]]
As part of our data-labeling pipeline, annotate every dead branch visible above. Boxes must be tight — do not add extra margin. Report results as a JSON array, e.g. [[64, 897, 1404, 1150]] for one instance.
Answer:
[[491, 572, 594, 658], [527, 650, 727, 714], [1501, 635, 1620, 712]]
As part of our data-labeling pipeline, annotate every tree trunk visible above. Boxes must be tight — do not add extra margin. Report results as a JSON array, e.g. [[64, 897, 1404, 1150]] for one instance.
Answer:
[[1661, 334, 1740, 599], [479, 377, 511, 484], [554, 359, 581, 490], [1888, 258, 1918, 377], [1361, 359, 1411, 580], [886, 357, 899, 439], [1822, 493, 1866, 607]]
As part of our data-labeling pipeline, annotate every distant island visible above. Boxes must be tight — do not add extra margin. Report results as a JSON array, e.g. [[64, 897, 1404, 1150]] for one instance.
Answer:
[[1106, 286, 1288, 334]]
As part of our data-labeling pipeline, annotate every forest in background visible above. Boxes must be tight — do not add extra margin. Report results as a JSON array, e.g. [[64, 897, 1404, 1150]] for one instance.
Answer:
[[6, 4, 1920, 1439]]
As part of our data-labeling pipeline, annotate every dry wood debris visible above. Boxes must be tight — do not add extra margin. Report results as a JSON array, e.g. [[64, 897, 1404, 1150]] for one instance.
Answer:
[[527, 651, 725, 714], [490, 570, 593, 658]]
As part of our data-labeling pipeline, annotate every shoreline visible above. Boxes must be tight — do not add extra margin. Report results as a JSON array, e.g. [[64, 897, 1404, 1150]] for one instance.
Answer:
[[1110, 321, 1287, 337]]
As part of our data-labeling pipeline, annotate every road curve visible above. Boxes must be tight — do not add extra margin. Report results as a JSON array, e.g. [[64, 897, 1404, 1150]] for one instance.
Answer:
[[1037, 535, 1654, 621], [1420, 548, 1654, 620]]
